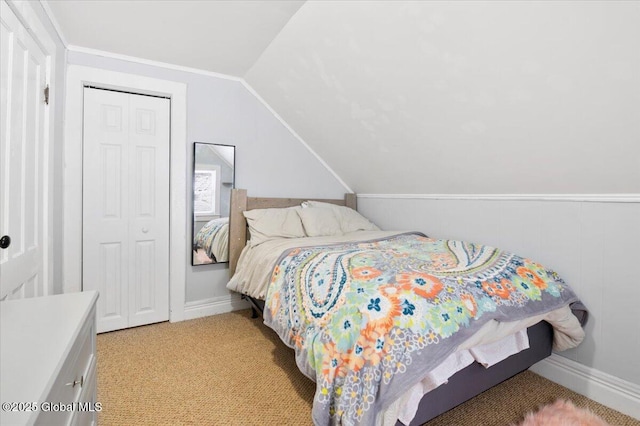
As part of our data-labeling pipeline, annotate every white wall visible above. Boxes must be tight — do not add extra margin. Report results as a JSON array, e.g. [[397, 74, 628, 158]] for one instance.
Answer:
[[66, 50, 348, 304], [358, 196, 640, 389], [246, 1, 640, 194]]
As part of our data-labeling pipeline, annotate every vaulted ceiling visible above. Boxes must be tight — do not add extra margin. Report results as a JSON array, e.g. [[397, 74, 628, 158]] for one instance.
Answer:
[[46, 0, 304, 76], [46, 1, 640, 194]]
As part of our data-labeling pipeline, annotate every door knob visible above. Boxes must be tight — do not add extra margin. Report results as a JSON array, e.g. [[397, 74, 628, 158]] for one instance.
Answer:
[[0, 235, 10, 249], [142, 228, 149, 233]]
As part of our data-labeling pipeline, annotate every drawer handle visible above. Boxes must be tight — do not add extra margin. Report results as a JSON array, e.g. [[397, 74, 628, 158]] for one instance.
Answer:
[[66, 376, 84, 388]]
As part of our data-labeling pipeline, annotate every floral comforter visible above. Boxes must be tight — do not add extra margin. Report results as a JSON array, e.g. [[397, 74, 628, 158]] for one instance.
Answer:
[[194, 217, 229, 262], [263, 232, 583, 426]]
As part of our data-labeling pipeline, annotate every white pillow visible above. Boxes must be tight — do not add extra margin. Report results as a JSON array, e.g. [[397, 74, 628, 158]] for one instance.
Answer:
[[302, 200, 380, 233], [243, 206, 306, 246], [297, 207, 343, 237]]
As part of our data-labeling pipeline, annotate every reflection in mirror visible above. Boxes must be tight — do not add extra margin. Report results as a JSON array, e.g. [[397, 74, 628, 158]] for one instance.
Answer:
[[192, 142, 235, 265]]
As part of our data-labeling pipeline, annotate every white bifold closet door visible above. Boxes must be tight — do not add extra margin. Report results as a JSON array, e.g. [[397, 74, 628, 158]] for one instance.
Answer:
[[83, 87, 170, 333]]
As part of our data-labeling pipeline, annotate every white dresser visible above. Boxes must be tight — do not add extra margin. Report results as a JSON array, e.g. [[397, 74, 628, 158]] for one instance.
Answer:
[[1, 291, 99, 426]]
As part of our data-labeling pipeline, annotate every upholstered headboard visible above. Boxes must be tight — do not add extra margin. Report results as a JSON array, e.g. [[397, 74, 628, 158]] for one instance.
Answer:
[[228, 189, 357, 276]]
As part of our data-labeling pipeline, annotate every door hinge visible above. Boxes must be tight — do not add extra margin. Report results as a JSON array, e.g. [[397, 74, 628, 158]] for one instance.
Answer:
[[44, 85, 49, 105]]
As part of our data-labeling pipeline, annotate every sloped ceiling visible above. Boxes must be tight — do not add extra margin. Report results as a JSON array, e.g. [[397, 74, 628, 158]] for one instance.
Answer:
[[246, 1, 640, 194], [45, 0, 304, 76], [46, 1, 640, 194]]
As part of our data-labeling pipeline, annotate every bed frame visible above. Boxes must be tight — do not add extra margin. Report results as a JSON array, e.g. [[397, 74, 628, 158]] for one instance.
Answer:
[[228, 188, 553, 425]]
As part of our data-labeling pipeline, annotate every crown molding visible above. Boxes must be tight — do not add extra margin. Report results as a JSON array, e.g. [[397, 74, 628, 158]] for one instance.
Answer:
[[67, 44, 244, 82]]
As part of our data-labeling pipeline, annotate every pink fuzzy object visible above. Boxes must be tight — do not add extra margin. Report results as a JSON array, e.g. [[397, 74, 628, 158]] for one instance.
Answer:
[[518, 400, 610, 426]]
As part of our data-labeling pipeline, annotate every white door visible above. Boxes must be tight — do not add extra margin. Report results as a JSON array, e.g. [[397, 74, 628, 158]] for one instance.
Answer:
[[82, 88, 170, 333], [0, 1, 50, 300]]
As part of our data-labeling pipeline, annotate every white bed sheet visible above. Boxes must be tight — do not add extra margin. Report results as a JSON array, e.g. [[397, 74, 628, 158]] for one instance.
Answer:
[[389, 328, 530, 426]]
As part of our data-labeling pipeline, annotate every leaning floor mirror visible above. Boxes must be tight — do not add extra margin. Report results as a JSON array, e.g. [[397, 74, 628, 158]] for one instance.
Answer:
[[192, 142, 235, 265]]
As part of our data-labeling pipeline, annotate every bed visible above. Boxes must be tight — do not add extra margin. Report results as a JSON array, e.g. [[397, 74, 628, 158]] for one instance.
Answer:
[[226, 189, 587, 426], [193, 217, 229, 263]]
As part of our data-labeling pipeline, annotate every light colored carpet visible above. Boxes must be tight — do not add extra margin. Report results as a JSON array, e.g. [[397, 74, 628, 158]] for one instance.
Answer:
[[97, 309, 639, 426]]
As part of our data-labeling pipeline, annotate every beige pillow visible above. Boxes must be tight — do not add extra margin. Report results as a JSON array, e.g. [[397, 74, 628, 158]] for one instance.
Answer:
[[243, 207, 306, 246], [297, 207, 343, 237], [303, 200, 380, 233]]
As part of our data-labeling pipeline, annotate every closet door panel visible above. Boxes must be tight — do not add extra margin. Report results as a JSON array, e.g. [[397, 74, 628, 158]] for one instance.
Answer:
[[128, 94, 170, 327], [83, 88, 130, 333]]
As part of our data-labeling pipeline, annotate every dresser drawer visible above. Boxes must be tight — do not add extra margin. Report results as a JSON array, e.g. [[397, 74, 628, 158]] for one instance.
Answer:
[[36, 307, 96, 425], [70, 361, 98, 426]]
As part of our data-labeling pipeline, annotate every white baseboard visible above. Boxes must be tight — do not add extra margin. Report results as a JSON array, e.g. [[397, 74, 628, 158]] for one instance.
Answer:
[[183, 294, 250, 321], [530, 354, 640, 419]]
